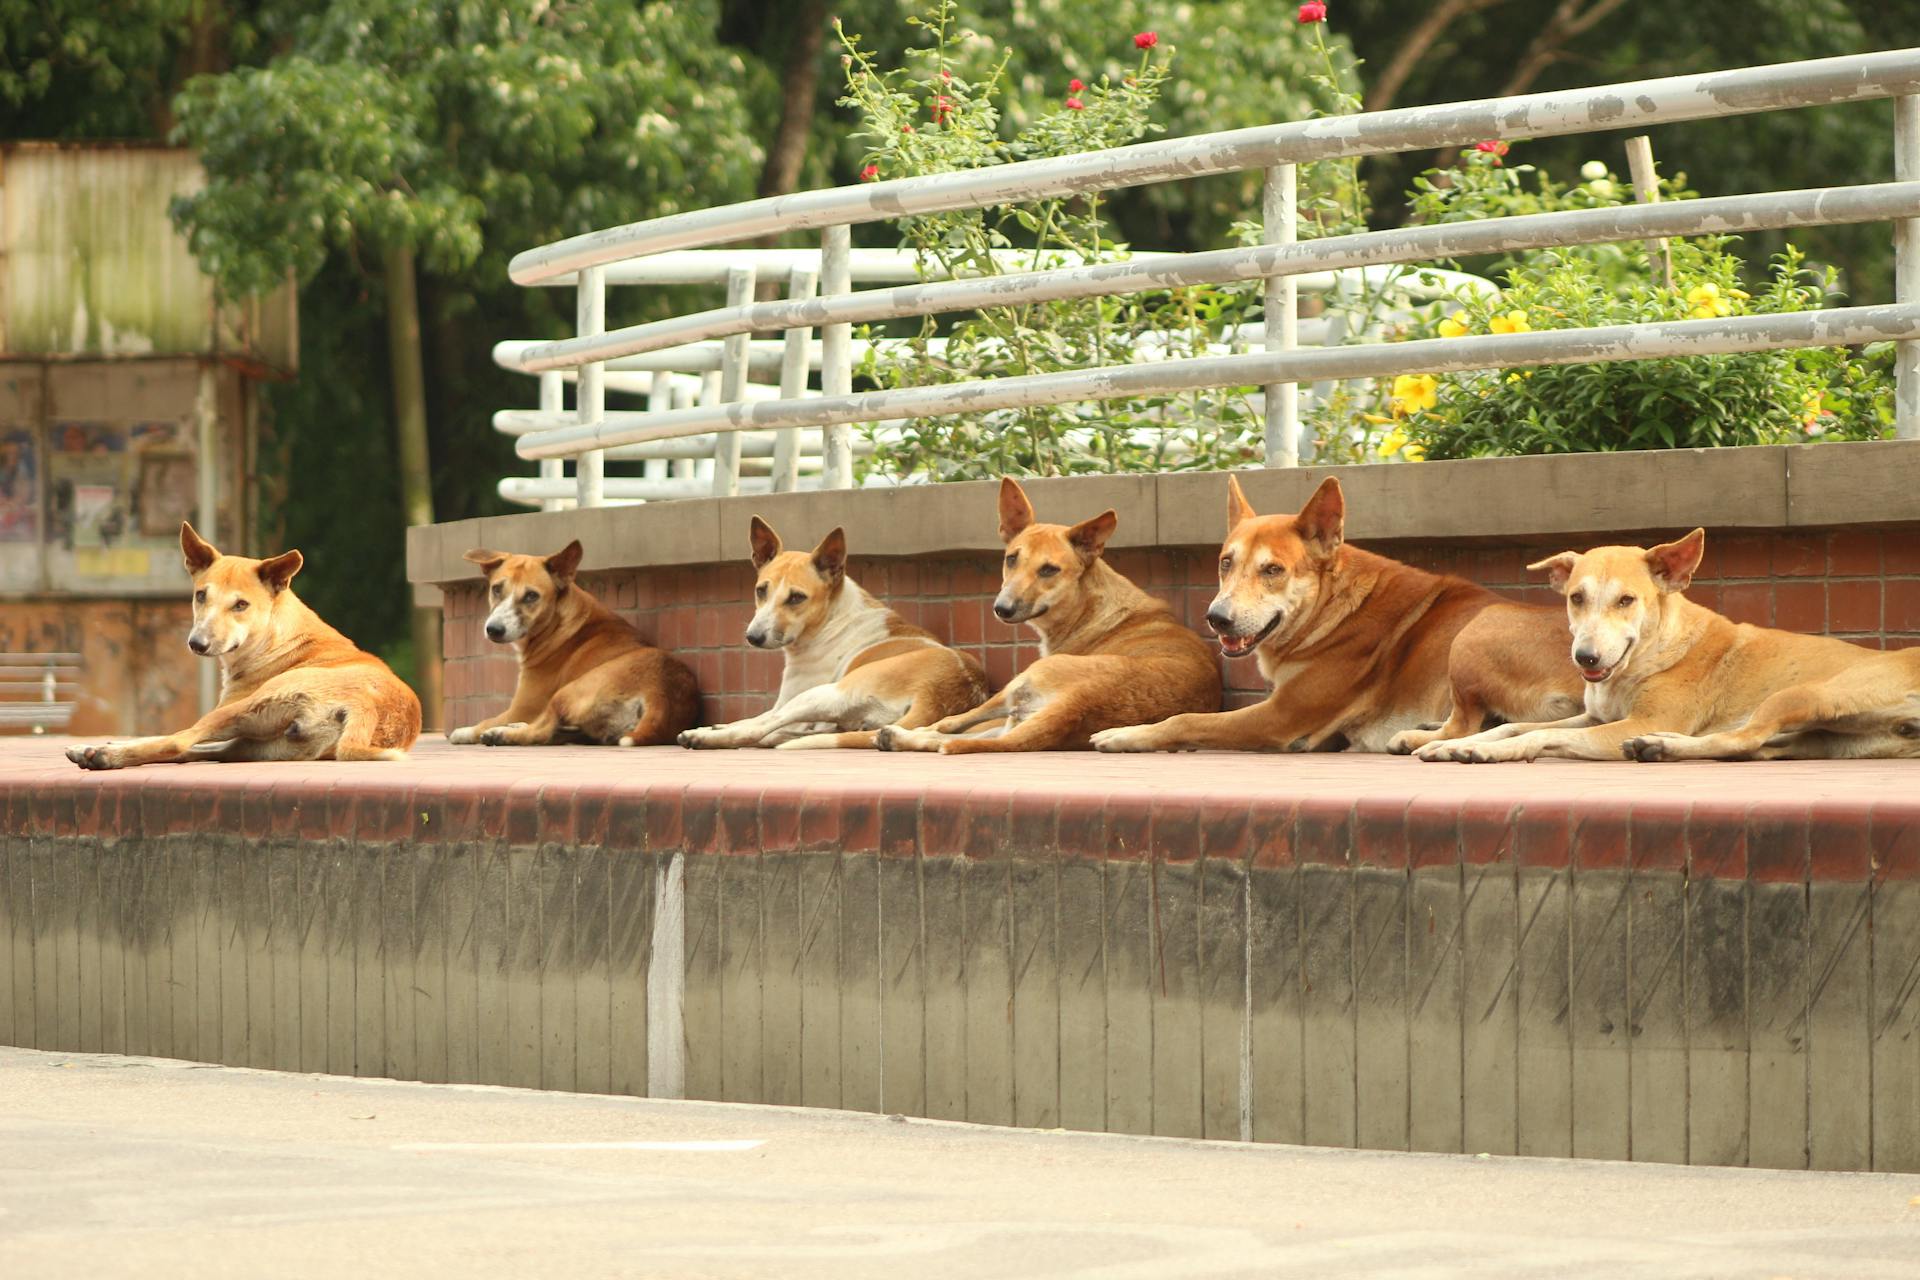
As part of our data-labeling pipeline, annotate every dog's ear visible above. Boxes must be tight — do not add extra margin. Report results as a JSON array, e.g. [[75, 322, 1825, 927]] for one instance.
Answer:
[[1294, 476, 1345, 558], [1527, 551, 1582, 594], [811, 526, 847, 586], [180, 522, 219, 575], [544, 539, 584, 589], [1226, 474, 1257, 532], [749, 516, 782, 569], [463, 548, 507, 577], [1067, 509, 1119, 562], [255, 549, 303, 596], [1646, 528, 1706, 593], [997, 477, 1035, 543]]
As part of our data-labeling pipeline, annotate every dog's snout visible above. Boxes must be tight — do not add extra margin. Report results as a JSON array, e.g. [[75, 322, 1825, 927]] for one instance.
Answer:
[[1204, 604, 1234, 634], [745, 628, 769, 649], [992, 598, 1016, 622], [484, 621, 507, 643], [1574, 647, 1604, 670], [187, 635, 210, 655]]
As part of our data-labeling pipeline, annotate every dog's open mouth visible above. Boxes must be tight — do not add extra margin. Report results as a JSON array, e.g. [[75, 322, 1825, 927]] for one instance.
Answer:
[[1580, 638, 1632, 683], [1216, 615, 1280, 659]]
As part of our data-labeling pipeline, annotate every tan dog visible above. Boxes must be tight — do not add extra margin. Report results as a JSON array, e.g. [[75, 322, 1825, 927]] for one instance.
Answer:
[[66, 523, 420, 769], [677, 519, 986, 749], [1417, 528, 1920, 762], [449, 540, 699, 747], [1091, 475, 1582, 754], [876, 478, 1219, 754]]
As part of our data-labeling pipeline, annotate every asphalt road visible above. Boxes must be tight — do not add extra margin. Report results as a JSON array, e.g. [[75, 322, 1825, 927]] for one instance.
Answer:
[[3, 1046, 1919, 1278]]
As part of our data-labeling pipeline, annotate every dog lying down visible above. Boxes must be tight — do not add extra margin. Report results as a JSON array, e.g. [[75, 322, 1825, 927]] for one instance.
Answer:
[[66, 523, 421, 769], [449, 540, 700, 747], [1420, 528, 1920, 763]]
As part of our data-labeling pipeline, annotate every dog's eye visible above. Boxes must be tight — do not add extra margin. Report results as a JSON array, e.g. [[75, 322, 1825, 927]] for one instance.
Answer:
[[785, 591, 807, 606], [231, 599, 249, 613], [1616, 594, 1636, 608], [755, 583, 768, 600], [1569, 591, 1586, 606], [1218, 557, 1232, 574], [491, 583, 502, 598], [193, 588, 206, 604], [1004, 553, 1019, 568], [1262, 563, 1285, 577], [522, 590, 539, 604], [1037, 563, 1061, 578]]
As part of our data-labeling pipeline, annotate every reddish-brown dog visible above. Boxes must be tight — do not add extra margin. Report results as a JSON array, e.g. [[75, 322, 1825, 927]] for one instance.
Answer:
[[448, 540, 699, 747], [876, 478, 1220, 754], [66, 523, 420, 769], [1091, 474, 1580, 753]]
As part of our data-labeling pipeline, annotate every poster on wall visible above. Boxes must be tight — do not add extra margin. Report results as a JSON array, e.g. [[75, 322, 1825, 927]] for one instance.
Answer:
[[48, 422, 132, 552], [0, 428, 36, 542], [131, 421, 197, 537]]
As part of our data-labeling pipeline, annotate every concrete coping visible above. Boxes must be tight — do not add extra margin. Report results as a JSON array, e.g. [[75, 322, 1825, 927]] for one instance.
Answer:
[[407, 440, 1920, 586]]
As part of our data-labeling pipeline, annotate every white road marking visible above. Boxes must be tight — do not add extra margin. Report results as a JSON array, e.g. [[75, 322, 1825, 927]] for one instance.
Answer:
[[393, 1139, 764, 1153]]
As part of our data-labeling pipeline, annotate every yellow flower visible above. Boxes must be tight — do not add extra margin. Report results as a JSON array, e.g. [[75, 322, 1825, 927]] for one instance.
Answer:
[[1401, 441, 1427, 462], [1488, 310, 1532, 335], [1801, 391, 1822, 425], [1436, 314, 1470, 339], [1390, 373, 1438, 416], [1378, 428, 1409, 457], [1685, 282, 1733, 319], [1360, 412, 1396, 425]]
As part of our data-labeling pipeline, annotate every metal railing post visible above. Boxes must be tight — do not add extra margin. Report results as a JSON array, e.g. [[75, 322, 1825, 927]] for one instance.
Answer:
[[820, 225, 854, 487], [1897, 96, 1920, 439], [537, 371, 565, 510], [774, 265, 818, 492], [711, 265, 757, 496], [576, 265, 606, 505], [1263, 164, 1299, 467]]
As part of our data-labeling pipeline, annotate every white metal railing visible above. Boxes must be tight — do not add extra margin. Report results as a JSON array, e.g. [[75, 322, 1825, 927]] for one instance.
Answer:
[[496, 49, 1920, 506]]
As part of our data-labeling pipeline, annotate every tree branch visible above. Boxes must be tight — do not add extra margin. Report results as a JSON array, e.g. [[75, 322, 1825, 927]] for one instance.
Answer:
[[1363, 0, 1511, 113]]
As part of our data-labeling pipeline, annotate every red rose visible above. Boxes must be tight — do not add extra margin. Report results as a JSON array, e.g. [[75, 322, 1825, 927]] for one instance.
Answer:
[[1065, 97, 1085, 110], [931, 94, 955, 123], [1133, 31, 1158, 49], [1473, 138, 1510, 166], [1068, 78, 1085, 92], [860, 164, 879, 181], [1297, 2, 1326, 21]]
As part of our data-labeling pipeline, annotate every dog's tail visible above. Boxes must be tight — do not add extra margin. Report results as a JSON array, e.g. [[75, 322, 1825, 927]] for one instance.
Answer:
[[775, 730, 879, 751]]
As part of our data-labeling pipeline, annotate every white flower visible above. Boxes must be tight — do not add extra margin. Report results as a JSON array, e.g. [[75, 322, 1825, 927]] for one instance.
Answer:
[[1587, 178, 1615, 198], [1580, 160, 1608, 181]]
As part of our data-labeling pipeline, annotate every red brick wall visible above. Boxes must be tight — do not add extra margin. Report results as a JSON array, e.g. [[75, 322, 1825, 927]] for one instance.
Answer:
[[440, 525, 1920, 732]]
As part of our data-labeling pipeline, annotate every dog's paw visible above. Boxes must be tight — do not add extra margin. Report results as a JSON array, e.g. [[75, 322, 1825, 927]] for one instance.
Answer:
[[446, 726, 479, 745], [1090, 727, 1152, 753], [478, 723, 525, 747], [1622, 733, 1683, 762], [66, 743, 122, 771], [1414, 741, 1501, 764], [873, 726, 899, 752], [1385, 729, 1433, 756]]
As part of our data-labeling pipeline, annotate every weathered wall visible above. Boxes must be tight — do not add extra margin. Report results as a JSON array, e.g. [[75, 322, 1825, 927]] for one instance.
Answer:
[[4, 745, 1915, 1172]]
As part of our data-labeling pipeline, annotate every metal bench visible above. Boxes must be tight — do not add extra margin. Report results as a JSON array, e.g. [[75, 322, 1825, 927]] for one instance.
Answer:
[[0, 652, 81, 734]]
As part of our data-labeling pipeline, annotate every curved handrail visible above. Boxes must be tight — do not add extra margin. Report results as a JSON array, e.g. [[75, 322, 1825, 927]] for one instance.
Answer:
[[509, 49, 1920, 284]]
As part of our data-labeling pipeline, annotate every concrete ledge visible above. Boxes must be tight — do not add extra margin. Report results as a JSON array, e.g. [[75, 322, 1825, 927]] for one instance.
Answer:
[[408, 442, 1920, 585]]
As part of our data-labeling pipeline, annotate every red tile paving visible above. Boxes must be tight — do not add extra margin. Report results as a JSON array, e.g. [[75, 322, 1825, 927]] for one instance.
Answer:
[[5, 735, 1916, 881]]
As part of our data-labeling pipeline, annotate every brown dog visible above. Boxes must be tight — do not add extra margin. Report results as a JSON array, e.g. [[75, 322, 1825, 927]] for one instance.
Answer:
[[677, 519, 986, 749], [1091, 474, 1582, 753], [448, 540, 699, 747], [1420, 529, 1920, 762], [66, 523, 421, 769], [876, 478, 1220, 754]]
